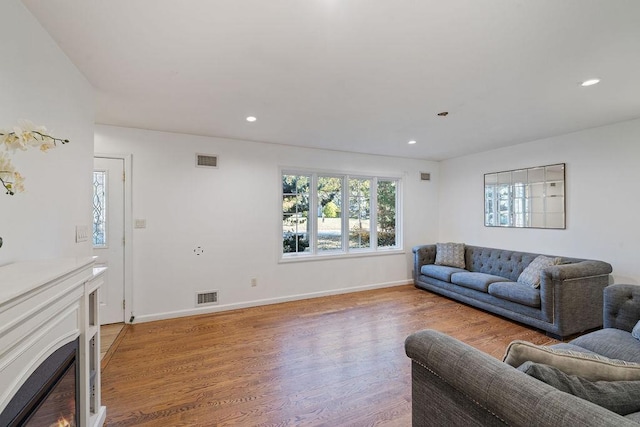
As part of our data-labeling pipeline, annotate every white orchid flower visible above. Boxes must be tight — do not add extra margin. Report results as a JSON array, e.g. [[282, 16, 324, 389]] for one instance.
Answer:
[[0, 121, 69, 195]]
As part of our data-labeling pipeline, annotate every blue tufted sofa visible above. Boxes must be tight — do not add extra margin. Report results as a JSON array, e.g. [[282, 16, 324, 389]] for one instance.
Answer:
[[413, 244, 613, 338]]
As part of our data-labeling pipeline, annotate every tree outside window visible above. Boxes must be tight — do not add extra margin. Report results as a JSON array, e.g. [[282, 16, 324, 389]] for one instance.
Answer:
[[348, 178, 371, 249], [318, 176, 343, 251], [377, 180, 396, 248]]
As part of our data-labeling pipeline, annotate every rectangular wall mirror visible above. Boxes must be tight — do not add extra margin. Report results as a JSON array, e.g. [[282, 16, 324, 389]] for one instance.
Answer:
[[484, 163, 565, 229]]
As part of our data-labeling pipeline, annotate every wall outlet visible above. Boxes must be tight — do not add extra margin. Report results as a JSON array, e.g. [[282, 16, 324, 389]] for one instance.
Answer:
[[250, 278, 257, 287], [134, 219, 147, 229], [75, 225, 89, 243]]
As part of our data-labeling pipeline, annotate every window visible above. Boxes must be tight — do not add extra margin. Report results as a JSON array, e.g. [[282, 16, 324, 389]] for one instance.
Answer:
[[92, 170, 107, 247], [281, 170, 401, 258], [377, 179, 397, 248], [282, 174, 310, 253], [349, 178, 371, 249], [318, 176, 343, 251]]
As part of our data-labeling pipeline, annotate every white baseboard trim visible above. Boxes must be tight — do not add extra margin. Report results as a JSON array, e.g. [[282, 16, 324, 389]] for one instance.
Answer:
[[132, 280, 412, 324]]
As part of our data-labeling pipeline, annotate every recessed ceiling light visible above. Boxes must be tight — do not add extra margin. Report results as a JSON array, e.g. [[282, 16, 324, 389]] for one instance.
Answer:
[[408, 140, 417, 145], [246, 116, 257, 122], [581, 79, 600, 87]]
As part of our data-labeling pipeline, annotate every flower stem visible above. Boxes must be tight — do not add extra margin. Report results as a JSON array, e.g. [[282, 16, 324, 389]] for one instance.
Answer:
[[0, 131, 69, 145], [0, 175, 14, 195], [31, 131, 69, 144]]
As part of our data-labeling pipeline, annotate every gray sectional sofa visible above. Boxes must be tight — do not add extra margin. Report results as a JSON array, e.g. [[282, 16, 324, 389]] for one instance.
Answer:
[[413, 244, 613, 339], [404, 284, 640, 426]]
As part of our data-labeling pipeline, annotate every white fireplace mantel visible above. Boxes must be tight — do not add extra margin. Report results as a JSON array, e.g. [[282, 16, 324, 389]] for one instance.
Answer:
[[0, 257, 106, 426]]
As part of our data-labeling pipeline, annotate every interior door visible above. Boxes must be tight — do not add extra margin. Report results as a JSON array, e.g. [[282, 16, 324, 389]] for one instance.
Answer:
[[93, 157, 125, 325]]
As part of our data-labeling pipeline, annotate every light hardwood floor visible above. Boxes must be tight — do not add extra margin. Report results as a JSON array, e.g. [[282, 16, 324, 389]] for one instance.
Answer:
[[101, 323, 125, 360], [101, 285, 558, 426]]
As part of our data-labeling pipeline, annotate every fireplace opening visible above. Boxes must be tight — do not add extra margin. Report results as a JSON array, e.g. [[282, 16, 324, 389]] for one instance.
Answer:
[[0, 339, 79, 427]]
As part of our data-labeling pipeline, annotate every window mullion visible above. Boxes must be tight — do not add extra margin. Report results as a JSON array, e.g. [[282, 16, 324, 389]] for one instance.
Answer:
[[396, 179, 402, 248], [310, 173, 318, 255], [371, 178, 378, 250], [342, 175, 349, 253]]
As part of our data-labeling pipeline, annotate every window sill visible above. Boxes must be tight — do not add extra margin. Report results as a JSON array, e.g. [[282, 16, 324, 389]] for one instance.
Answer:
[[279, 248, 405, 264]]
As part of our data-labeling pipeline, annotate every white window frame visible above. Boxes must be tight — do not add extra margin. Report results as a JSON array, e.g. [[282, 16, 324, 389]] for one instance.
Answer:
[[280, 169, 403, 262]]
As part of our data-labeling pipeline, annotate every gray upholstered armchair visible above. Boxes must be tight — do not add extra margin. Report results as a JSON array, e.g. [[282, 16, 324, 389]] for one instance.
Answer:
[[405, 284, 640, 426]]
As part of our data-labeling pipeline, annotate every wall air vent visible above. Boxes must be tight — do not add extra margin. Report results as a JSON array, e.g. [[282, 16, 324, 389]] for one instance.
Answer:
[[196, 154, 218, 168], [420, 172, 431, 181], [196, 290, 219, 306]]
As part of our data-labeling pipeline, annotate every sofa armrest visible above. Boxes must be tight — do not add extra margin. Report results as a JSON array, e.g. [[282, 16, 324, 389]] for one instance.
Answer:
[[543, 260, 612, 281], [405, 330, 636, 427], [412, 245, 436, 282], [604, 284, 640, 332], [538, 261, 612, 336]]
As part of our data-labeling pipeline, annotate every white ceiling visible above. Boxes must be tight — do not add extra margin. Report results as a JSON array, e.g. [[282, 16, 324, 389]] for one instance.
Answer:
[[22, 0, 640, 160]]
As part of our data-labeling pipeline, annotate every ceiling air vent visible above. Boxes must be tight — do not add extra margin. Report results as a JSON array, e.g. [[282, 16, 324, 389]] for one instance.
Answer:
[[196, 290, 219, 306], [196, 154, 218, 168], [420, 172, 431, 181]]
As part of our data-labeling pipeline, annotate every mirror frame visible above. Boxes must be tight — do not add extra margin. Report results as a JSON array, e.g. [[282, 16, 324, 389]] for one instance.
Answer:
[[484, 163, 565, 229]]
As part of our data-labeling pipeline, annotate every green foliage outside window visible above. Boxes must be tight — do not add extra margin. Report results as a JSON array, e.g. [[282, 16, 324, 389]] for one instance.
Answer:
[[377, 180, 396, 247], [282, 174, 310, 252], [322, 201, 340, 218], [348, 178, 371, 249]]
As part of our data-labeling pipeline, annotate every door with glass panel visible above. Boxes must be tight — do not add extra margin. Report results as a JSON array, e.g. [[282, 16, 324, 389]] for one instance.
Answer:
[[93, 157, 125, 325]]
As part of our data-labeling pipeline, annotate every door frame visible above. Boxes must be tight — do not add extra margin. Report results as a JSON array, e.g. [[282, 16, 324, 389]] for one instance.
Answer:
[[94, 153, 134, 324]]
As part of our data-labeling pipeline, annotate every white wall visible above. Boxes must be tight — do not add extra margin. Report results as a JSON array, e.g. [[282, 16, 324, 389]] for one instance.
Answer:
[[0, 1, 95, 265], [95, 125, 439, 321], [439, 118, 640, 284]]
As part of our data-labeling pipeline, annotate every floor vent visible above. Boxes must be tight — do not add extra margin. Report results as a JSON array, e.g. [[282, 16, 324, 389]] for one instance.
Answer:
[[196, 154, 218, 168], [196, 290, 219, 306]]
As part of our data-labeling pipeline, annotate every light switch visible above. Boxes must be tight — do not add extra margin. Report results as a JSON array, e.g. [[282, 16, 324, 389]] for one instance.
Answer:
[[134, 219, 147, 229], [76, 225, 89, 243]]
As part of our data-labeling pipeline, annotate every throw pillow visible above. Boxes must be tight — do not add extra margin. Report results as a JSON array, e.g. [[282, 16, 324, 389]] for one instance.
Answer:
[[518, 361, 640, 416], [517, 255, 560, 288], [503, 340, 640, 381], [633, 320, 640, 340], [435, 242, 465, 269]]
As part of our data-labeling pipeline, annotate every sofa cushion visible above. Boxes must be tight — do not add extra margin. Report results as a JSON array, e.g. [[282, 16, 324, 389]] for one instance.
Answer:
[[420, 264, 467, 282], [517, 255, 560, 288], [450, 272, 507, 292], [435, 242, 465, 268], [488, 282, 541, 308], [626, 412, 640, 422], [569, 328, 640, 363], [550, 343, 599, 355], [518, 361, 640, 416], [633, 320, 640, 340], [503, 340, 640, 381]]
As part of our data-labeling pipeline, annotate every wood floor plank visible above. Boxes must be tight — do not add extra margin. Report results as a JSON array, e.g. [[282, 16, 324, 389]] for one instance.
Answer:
[[101, 323, 126, 369], [102, 285, 558, 426]]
